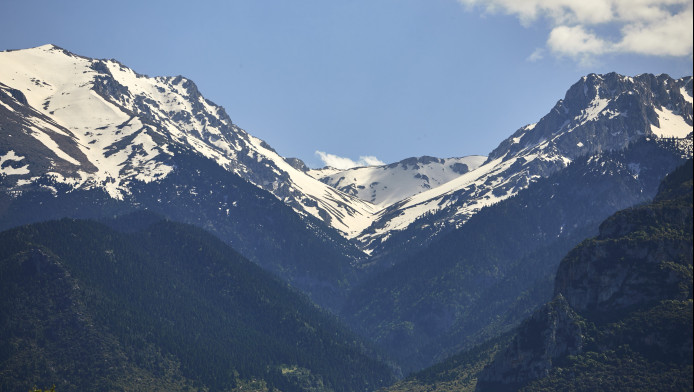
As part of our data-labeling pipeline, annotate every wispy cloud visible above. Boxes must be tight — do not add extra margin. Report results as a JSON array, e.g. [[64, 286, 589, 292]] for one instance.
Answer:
[[459, 0, 693, 63], [527, 47, 545, 62], [315, 151, 385, 169]]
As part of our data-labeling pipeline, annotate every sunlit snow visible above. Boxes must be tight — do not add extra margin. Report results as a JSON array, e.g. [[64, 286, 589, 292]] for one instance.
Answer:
[[1, 45, 692, 253], [651, 107, 693, 138], [0, 150, 30, 175]]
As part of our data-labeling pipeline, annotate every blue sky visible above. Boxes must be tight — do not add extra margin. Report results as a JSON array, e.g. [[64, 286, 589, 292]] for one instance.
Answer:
[[1, 0, 692, 168]]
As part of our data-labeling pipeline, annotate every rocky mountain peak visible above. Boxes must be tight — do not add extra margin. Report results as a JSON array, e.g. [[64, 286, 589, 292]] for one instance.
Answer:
[[357, 73, 692, 254], [488, 73, 693, 163], [0, 45, 378, 237], [386, 155, 443, 169], [284, 157, 309, 172]]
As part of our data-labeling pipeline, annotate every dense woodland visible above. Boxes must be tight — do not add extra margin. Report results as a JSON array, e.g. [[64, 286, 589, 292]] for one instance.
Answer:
[[0, 212, 394, 391]]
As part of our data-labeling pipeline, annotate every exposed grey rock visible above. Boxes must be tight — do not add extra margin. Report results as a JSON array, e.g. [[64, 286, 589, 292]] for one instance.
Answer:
[[7, 88, 27, 105], [477, 295, 584, 392], [284, 157, 309, 172], [488, 73, 693, 163], [448, 162, 469, 174]]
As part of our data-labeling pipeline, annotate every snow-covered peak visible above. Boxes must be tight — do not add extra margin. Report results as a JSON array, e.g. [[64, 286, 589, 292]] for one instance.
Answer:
[[309, 155, 487, 207], [356, 72, 693, 252], [0, 45, 377, 237], [488, 73, 693, 162], [2, 48, 691, 253]]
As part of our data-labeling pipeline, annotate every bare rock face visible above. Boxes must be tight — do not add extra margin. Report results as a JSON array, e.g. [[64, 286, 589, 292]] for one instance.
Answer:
[[476, 295, 584, 392], [284, 157, 309, 172], [553, 236, 692, 314], [488, 73, 693, 163]]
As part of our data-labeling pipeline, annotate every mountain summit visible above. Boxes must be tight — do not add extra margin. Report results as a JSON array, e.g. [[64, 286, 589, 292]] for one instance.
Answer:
[[1, 46, 692, 255], [0, 44, 376, 237], [358, 72, 693, 253]]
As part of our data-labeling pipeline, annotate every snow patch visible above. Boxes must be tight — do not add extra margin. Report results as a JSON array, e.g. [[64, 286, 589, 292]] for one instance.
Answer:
[[580, 97, 609, 123], [0, 98, 14, 112], [651, 107, 692, 138], [29, 127, 80, 165], [0, 150, 30, 175], [313, 155, 487, 207]]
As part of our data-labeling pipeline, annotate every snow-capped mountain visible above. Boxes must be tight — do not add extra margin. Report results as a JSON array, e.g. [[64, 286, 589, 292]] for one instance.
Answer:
[[0, 44, 376, 237], [357, 73, 693, 252], [308, 155, 487, 207], [1, 45, 692, 257]]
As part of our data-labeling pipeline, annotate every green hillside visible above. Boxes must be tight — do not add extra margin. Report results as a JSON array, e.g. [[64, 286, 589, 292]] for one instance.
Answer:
[[0, 214, 394, 391]]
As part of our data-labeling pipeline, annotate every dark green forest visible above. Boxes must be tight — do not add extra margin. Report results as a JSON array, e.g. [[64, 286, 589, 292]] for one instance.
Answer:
[[0, 213, 394, 391]]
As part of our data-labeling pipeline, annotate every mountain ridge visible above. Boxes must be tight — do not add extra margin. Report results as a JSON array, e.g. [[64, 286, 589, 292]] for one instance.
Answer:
[[343, 136, 690, 372], [2, 45, 692, 254], [356, 72, 693, 253], [308, 155, 487, 207], [0, 44, 377, 238]]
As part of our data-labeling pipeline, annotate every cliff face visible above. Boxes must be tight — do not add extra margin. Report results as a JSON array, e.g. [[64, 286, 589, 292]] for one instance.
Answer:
[[553, 236, 692, 314], [476, 159, 693, 391], [476, 295, 585, 391]]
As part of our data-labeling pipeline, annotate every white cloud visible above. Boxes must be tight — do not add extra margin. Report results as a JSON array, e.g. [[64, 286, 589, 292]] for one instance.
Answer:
[[617, 7, 693, 56], [459, 0, 693, 62], [527, 47, 545, 62], [359, 155, 387, 166], [315, 151, 385, 169], [547, 25, 608, 56]]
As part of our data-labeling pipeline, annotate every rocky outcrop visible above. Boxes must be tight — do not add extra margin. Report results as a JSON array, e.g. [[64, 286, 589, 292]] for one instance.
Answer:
[[476, 295, 584, 391], [488, 73, 693, 163], [553, 235, 692, 314], [285, 157, 309, 172]]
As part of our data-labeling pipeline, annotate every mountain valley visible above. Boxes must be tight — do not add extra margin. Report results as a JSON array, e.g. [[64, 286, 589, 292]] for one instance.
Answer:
[[1, 44, 692, 390]]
